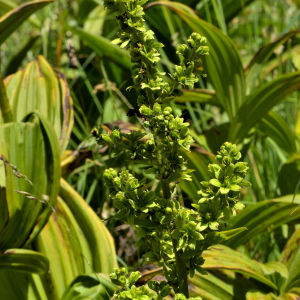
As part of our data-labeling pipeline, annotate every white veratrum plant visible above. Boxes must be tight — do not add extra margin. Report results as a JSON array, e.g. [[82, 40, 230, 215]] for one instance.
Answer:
[[92, 0, 251, 297]]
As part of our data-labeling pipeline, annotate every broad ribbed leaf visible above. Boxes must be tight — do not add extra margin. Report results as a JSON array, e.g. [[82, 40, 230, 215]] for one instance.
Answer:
[[0, 271, 48, 300], [225, 196, 300, 249], [203, 245, 278, 289], [149, 1, 246, 121], [229, 72, 300, 144], [33, 180, 118, 299], [245, 30, 300, 89], [0, 249, 49, 274], [176, 89, 221, 107], [257, 111, 297, 155], [280, 228, 300, 293], [246, 291, 279, 300], [0, 114, 60, 250], [69, 27, 131, 69], [260, 261, 288, 278], [1, 55, 74, 155], [246, 291, 300, 300], [0, 0, 53, 45], [189, 271, 237, 300], [61, 274, 117, 300]]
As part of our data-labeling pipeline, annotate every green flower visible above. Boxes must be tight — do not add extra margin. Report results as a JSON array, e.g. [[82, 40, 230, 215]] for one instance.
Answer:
[[197, 199, 223, 231]]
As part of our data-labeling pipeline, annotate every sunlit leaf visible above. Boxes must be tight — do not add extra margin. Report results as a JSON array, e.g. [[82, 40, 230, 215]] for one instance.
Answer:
[[0, 0, 53, 45]]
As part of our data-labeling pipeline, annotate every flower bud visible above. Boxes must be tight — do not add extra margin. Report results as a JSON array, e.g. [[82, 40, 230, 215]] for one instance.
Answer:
[[153, 103, 162, 115], [163, 106, 172, 116], [177, 44, 190, 57], [119, 267, 128, 275], [112, 129, 122, 142], [104, 168, 117, 180], [139, 104, 153, 116]]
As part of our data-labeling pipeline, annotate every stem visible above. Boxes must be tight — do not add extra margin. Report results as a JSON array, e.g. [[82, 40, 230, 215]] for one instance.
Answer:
[[161, 178, 171, 199], [161, 178, 189, 297], [172, 238, 189, 297], [0, 57, 13, 123]]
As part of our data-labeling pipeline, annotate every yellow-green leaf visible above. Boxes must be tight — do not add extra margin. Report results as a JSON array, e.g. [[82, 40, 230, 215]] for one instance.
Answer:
[[0, 249, 49, 274], [0, 0, 53, 45], [0, 114, 60, 250], [1, 55, 74, 155]]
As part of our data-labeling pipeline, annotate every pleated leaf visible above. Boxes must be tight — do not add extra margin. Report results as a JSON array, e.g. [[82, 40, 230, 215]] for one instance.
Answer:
[[246, 291, 300, 300], [61, 274, 117, 300], [1, 55, 74, 155], [203, 245, 277, 289], [0, 271, 48, 300], [228, 71, 300, 144], [280, 228, 300, 293], [176, 89, 221, 108], [0, 249, 49, 274], [0, 0, 53, 45], [33, 179, 118, 300], [225, 195, 300, 249], [0, 113, 60, 250], [257, 111, 298, 155], [245, 30, 300, 89]]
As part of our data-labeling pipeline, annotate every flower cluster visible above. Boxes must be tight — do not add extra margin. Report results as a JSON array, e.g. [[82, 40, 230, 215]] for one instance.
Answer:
[[110, 268, 201, 300], [100, 0, 209, 186], [93, 0, 251, 298], [194, 142, 251, 221], [102, 142, 250, 288]]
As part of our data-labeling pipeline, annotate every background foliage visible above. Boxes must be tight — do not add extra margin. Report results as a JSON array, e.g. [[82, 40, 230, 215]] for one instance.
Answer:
[[1, 0, 300, 299]]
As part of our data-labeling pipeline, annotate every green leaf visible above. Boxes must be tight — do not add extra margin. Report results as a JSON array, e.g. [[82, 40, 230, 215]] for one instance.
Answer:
[[0, 0, 53, 45], [189, 271, 238, 299], [61, 273, 117, 300], [0, 115, 60, 250], [257, 111, 297, 155], [204, 228, 247, 247], [69, 26, 131, 69], [245, 30, 300, 89], [203, 245, 278, 289], [225, 195, 300, 248], [0, 271, 48, 300], [1, 55, 74, 155], [176, 89, 221, 108], [280, 227, 300, 292], [245, 291, 278, 300], [260, 261, 288, 278], [197, 0, 255, 24], [0, 249, 49, 274], [229, 71, 300, 144], [34, 181, 118, 298]]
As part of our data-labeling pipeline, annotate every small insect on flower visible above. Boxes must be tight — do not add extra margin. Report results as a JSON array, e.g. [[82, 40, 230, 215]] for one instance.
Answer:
[[127, 107, 142, 118]]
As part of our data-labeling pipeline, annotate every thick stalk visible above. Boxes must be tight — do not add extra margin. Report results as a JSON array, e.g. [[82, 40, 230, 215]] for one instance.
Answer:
[[172, 239, 189, 297], [161, 178, 189, 297], [0, 58, 13, 123]]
